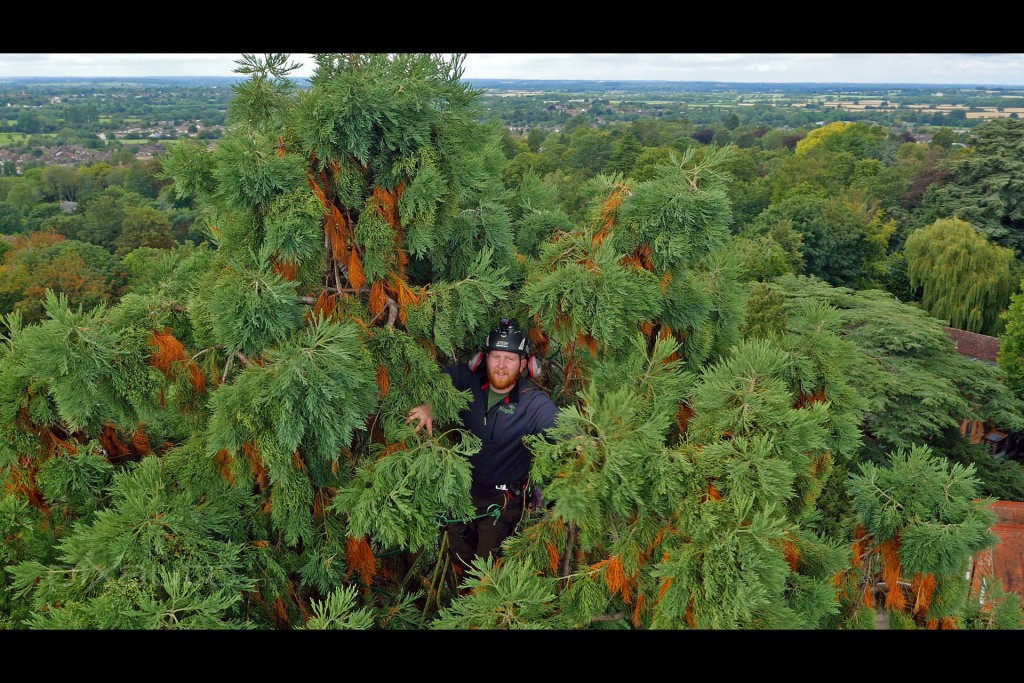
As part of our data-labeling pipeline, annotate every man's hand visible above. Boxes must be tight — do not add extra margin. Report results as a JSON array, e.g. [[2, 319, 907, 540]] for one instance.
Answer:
[[406, 404, 434, 436]]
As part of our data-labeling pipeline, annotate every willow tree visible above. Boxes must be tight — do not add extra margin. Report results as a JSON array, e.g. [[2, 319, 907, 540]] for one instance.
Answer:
[[904, 216, 1018, 334]]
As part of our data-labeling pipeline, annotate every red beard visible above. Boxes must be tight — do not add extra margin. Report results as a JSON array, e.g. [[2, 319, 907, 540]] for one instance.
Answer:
[[488, 365, 520, 391]]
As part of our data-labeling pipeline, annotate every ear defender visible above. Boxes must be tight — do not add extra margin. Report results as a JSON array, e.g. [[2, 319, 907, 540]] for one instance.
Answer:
[[468, 351, 485, 372], [527, 355, 542, 378]]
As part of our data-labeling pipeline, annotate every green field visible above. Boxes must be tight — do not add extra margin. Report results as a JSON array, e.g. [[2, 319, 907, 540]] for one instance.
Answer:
[[0, 133, 54, 144]]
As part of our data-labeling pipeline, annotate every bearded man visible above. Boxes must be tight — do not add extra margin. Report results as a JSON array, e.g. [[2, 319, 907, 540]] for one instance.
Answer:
[[406, 318, 559, 569]]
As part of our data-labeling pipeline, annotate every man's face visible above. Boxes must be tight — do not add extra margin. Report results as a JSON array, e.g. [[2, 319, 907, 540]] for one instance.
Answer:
[[486, 350, 525, 392]]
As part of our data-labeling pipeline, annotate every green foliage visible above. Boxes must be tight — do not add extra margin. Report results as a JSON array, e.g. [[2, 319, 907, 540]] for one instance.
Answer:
[[260, 187, 326, 290], [430, 555, 568, 629], [850, 445, 995, 557], [848, 444, 999, 623], [331, 433, 476, 553], [520, 234, 662, 358], [4, 55, 1022, 632], [300, 585, 375, 629], [510, 171, 574, 257], [749, 190, 879, 289], [961, 579, 1024, 630], [919, 118, 1024, 254], [7, 456, 254, 629], [999, 285, 1024, 401], [769, 275, 1024, 450], [0, 290, 162, 434], [114, 205, 177, 256], [612, 147, 734, 275], [0, 233, 126, 324], [364, 326, 472, 438], [206, 317, 377, 541], [660, 247, 746, 371], [211, 128, 309, 216], [741, 282, 787, 340], [204, 258, 304, 357], [404, 247, 512, 359], [905, 216, 1017, 334]]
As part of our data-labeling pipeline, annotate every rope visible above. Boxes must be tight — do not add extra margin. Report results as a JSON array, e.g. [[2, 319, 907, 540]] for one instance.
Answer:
[[438, 504, 502, 527]]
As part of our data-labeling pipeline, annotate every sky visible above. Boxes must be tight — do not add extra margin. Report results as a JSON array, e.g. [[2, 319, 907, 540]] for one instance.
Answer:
[[1, 53, 1024, 86]]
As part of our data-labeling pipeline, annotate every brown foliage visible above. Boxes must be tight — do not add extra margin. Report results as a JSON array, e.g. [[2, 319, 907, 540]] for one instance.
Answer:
[[880, 537, 906, 611], [593, 183, 626, 244], [6, 455, 50, 514], [130, 425, 152, 456], [311, 291, 338, 321], [545, 542, 560, 574], [270, 255, 298, 281], [213, 449, 235, 486], [345, 535, 377, 586], [368, 280, 388, 320], [794, 387, 827, 410], [347, 245, 365, 292], [376, 364, 390, 398], [782, 539, 800, 572], [676, 402, 695, 435], [148, 329, 187, 376], [242, 441, 269, 491], [911, 572, 937, 618], [99, 424, 133, 464]]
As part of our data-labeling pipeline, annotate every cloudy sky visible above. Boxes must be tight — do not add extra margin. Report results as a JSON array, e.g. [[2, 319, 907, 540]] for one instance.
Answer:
[[1, 53, 1023, 86]]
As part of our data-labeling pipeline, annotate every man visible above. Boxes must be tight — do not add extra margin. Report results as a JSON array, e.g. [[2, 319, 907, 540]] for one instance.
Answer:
[[406, 318, 559, 569]]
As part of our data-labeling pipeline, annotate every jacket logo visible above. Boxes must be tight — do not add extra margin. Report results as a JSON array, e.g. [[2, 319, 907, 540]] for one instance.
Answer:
[[498, 404, 516, 415]]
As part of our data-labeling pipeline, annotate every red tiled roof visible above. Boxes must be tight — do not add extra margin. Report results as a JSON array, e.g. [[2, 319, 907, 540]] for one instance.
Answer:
[[970, 501, 1024, 604], [943, 326, 1000, 363]]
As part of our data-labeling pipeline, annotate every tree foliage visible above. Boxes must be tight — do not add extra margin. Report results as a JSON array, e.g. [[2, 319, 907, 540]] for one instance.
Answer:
[[905, 216, 1018, 334], [1, 54, 1020, 631]]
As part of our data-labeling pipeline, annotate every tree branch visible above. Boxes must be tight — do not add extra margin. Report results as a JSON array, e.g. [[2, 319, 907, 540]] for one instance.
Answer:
[[561, 523, 577, 577], [221, 353, 233, 383], [590, 612, 627, 623]]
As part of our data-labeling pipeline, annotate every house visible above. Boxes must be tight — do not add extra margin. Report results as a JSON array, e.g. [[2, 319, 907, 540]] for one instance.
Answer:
[[942, 326, 1020, 458], [968, 500, 1024, 607], [943, 326, 1000, 364]]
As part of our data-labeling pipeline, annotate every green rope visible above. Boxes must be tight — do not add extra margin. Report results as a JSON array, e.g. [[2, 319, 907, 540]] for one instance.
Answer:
[[438, 504, 502, 526]]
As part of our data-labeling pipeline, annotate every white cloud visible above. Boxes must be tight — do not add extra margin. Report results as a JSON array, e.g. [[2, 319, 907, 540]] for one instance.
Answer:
[[0, 53, 1022, 86]]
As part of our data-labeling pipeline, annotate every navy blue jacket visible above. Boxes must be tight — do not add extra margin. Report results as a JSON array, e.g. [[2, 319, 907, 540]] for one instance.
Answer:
[[442, 363, 559, 497]]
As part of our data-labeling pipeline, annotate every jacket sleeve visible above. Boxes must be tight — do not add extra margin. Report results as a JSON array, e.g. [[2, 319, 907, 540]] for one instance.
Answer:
[[532, 396, 561, 435], [441, 362, 473, 392]]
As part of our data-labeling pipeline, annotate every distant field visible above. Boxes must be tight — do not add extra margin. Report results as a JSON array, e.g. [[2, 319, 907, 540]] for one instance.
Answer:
[[98, 116, 143, 124], [0, 133, 54, 144]]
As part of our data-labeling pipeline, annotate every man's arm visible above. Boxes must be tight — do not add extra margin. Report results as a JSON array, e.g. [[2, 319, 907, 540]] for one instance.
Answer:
[[405, 363, 471, 436], [406, 403, 434, 436]]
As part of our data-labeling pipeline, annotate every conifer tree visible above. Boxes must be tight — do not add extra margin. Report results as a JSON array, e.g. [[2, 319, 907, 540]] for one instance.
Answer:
[[841, 445, 999, 629]]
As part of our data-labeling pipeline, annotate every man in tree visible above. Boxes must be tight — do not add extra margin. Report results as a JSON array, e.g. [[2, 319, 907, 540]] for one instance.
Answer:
[[406, 318, 559, 569]]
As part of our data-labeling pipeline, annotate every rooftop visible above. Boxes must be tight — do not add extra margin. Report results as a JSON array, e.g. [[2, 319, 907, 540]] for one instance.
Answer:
[[943, 326, 1000, 364]]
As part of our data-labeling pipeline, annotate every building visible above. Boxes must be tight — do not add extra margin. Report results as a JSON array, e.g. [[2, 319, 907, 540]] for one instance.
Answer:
[[969, 500, 1024, 606], [942, 326, 1020, 458]]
